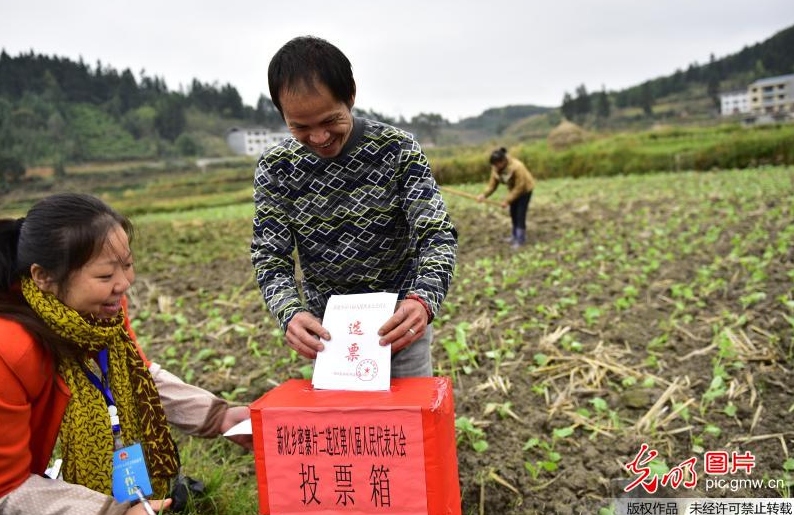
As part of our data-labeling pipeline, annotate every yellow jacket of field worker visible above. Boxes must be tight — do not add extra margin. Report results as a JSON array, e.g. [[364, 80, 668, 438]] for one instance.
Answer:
[[482, 156, 535, 204]]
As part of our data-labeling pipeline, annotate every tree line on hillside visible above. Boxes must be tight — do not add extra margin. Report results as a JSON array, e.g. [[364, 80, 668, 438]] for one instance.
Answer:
[[457, 105, 551, 135], [0, 50, 285, 186], [560, 24, 794, 125], [0, 50, 456, 188], [353, 107, 451, 145], [0, 51, 285, 128]]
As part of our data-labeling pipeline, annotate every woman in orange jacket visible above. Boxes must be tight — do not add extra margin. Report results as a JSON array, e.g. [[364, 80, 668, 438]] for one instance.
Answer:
[[0, 194, 251, 514], [477, 147, 536, 248]]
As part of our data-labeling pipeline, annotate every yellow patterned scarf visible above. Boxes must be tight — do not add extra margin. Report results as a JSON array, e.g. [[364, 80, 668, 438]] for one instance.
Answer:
[[21, 278, 178, 497]]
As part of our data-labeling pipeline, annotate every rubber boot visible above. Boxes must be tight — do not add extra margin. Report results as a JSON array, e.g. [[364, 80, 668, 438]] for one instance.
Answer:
[[505, 227, 517, 243], [512, 228, 526, 248]]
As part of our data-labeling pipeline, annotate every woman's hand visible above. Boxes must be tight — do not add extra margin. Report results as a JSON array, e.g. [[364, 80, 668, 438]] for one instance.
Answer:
[[125, 498, 171, 514], [377, 299, 428, 353], [220, 406, 253, 450], [285, 312, 330, 359], [501, 201, 509, 208], [476, 194, 485, 203]]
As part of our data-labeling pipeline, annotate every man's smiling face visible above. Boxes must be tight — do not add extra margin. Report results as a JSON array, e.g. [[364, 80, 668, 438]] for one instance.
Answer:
[[280, 81, 354, 159]]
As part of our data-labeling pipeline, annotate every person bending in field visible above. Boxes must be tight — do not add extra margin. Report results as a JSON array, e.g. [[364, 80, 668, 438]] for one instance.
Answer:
[[0, 193, 251, 514], [250, 36, 457, 378], [477, 147, 535, 248]]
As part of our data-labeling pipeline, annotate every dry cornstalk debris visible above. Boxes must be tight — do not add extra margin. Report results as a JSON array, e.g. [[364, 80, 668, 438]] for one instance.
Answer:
[[673, 322, 709, 342], [676, 327, 779, 365], [469, 312, 493, 334], [634, 377, 682, 433], [157, 294, 173, 314], [227, 275, 255, 304], [528, 473, 562, 492], [658, 425, 694, 437], [548, 379, 575, 419], [483, 402, 525, 424], [562, 409, 616, 439], [746, 371, 757, 407], [724, 327, 779, 362], [676, 342, 718, 361], [488, 468, 522, 497], [764, 376, 793, 394], [749, 325, 775, 341], [656, 397, 696, 430], [212, 299, 242, 308], [474, 374, 511, 394], [540, 326, 571, 349], [532, 352, 668, 389], [749, 403, 763, 435], [728, 432, 794, 458]]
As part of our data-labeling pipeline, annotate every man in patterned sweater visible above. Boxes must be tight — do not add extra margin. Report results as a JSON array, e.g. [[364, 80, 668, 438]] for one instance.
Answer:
[[251, 36, 457, 377]]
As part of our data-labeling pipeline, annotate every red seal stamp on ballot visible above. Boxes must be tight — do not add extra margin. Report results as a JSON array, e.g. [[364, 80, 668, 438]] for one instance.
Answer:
[[356, 359, 378, 381]]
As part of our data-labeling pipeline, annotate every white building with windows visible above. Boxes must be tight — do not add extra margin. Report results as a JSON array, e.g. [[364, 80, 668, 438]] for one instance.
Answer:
[[719, 90, 750, 116], [226, 127, 291, 156], [748, 74, 794, 115]]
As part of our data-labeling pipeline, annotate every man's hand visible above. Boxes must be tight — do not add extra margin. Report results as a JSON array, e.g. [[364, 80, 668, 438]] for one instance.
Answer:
[[220, 406, 253, 450], [378, 299, 428, 353], [286, 311, 330, 359]]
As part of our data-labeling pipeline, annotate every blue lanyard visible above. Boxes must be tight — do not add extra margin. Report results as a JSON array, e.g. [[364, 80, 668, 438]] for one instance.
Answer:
[[82, 348, 120, 432]]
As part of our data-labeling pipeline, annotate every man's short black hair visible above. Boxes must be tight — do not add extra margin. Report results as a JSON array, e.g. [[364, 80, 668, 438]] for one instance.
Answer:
[[268, 36, 356, 114]]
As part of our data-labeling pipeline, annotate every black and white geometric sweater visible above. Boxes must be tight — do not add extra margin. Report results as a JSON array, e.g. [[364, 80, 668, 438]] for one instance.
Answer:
[[251, 118, 458, 330]]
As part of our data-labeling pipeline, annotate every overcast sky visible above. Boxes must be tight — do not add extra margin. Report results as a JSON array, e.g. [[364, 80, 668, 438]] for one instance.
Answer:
[[2, 0, 792, 121]]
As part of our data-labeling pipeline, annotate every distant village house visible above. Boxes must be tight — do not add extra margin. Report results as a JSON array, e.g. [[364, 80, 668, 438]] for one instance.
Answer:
[[226, 127, 291, 156], [719, 90, 750, 115], [720, 73, 794, 120], [748, 74, 794, 114]]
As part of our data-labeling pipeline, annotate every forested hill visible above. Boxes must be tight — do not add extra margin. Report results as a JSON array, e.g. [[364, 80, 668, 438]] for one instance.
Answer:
[[416, 24, 794, 145], [1, 23, 793, 169], [553, 23, 794, 130], [0, 51, 285, 167], [0, 50, 495, 166], [456, 105, 552, 133], [614, 23, 794, 108]]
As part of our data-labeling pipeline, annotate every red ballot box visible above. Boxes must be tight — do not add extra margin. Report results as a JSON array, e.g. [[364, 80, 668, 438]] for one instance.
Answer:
[[250, 377, 461, 515]]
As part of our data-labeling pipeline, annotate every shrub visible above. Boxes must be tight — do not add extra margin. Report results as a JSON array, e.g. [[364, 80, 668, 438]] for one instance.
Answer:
[[429, 124, 794, 184], [0, 154, 25, 190]]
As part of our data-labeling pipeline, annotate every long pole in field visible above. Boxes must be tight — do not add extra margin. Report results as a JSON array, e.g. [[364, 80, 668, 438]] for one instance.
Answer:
[[440, 186, 503, 207]]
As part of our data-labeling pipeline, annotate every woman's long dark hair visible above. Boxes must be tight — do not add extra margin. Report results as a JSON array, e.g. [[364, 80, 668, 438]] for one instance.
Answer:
[[490, 147, 508, 164], [0, 193, 133, 364]]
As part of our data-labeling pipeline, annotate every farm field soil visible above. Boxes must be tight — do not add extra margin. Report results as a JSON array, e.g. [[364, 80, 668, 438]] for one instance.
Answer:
[[124, 167, 793, 514]]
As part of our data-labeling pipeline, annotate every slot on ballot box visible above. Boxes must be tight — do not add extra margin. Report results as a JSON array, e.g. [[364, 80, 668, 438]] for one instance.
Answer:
[[250, 377, 461, 514]]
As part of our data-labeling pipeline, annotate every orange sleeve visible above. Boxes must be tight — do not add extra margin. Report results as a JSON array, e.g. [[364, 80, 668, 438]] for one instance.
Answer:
[[121, 296, 151, 367], [0, 323, 37, 498]]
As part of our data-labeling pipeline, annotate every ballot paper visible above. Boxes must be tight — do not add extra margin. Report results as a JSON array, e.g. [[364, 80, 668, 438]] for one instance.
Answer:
[[312, 292, 398, 391], [223, 418, 252, 436]]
